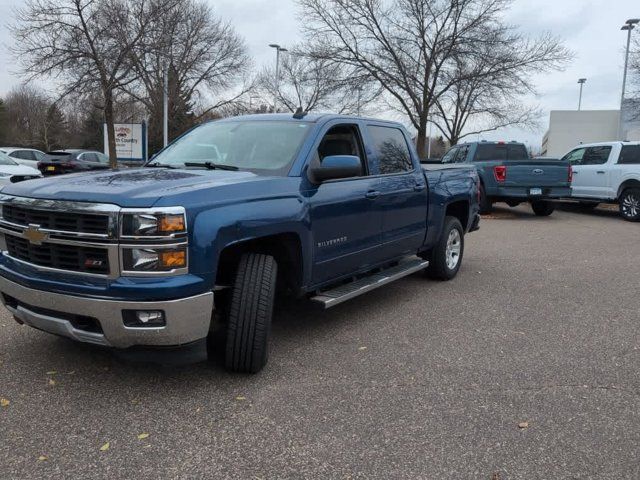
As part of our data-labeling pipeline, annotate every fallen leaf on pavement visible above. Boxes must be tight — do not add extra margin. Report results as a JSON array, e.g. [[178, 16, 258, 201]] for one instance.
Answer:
[[99, 442, 110, 452], [38, 456, 47, 462], [48, 379, 56, 386], [46, 371, 57, 375], [358, 346, 367, 351], [518, 422, 529, 429], [137, 433, 150, 440], [235, 396, 246, 401], [0, 398, 9, 407]]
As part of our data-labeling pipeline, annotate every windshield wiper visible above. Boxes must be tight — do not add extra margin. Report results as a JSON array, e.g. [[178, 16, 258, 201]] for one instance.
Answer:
[[146, 162, 177, 169], [184, 161, 239, 171]]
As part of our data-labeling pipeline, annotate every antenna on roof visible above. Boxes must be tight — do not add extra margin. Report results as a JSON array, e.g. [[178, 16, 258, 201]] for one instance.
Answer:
[[293, 107, 308, 120]]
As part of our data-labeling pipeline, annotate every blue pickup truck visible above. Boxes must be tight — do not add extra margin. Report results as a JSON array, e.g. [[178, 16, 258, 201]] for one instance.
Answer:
[[440, 141, 572, 216], [0, 114, 479, 373]]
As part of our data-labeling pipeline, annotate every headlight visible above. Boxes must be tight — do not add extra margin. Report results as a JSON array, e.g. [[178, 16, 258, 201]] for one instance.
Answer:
[[122, 247, 187, 272], [120, 211, 186, 237]]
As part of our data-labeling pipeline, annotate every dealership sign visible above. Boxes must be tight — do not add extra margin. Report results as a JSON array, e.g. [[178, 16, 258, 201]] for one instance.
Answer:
[[104, 123, 147, 162]]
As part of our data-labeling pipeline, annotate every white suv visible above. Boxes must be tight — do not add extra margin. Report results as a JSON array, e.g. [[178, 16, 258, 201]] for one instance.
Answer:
[[0, 147, 48, 169], [561, 142, 640, 221]]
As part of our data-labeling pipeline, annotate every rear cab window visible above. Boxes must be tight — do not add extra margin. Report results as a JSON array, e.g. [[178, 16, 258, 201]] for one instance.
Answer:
[[474, 143, 528, 161], [368, 125, 413, 174]]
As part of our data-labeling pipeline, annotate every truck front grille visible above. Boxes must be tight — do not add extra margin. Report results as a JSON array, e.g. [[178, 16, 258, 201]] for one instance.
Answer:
[[2, 205, 109, 235], [5, 235, 110, 275]]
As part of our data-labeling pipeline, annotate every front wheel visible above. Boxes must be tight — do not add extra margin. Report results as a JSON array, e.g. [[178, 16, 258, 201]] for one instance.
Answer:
[[619, 188, 640, 222], [531, 200, 555, 216], [425, 216, 464, 281], [225, 253, 278, 373]]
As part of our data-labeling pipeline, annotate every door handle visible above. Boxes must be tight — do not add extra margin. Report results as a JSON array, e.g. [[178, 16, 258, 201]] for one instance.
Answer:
[[413, 184, 426, 191], [365, 190, 380, 200], [597, 171, 605, 174]]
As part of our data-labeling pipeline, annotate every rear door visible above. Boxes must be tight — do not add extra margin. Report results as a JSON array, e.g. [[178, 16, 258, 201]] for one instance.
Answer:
[[564, 145, 613, 198], [367, 124, 428, 258]]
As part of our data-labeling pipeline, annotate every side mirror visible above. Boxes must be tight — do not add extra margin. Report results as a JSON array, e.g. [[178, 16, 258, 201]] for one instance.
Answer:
[[309, 155, 362, 183]]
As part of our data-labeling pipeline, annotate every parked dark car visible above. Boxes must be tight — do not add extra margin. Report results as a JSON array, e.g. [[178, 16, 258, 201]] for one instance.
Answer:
[[38, 150, 111, 175]]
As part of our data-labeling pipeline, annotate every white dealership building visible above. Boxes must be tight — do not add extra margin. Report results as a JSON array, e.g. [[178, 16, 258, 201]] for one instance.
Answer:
[[541, 108, 640, 157]]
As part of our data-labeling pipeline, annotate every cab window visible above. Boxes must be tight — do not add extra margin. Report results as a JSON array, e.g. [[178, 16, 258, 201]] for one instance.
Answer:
[[618, 145, 640, 165], [317, 124, 366, 176], [441, 147, 458, 164], [368, 126, 413, 174], [454, 145, 468, 163]]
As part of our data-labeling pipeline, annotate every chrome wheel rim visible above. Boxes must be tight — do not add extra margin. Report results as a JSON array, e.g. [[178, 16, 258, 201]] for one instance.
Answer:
[[445, 229, 462, 270], [621, 193, 640, 218]]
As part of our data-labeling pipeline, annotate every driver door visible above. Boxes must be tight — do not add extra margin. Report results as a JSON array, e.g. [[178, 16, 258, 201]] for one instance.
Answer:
[[307, 122, 383, 286]]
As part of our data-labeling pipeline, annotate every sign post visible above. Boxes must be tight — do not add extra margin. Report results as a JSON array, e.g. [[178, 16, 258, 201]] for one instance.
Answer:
[[104, 123, 147, 163]]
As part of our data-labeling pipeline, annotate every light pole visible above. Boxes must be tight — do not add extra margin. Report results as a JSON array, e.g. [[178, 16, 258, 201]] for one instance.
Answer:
[[269, 44, 288, 112], [619, 18, 639, 140], [577, 78, 587, 110], [163, 61, 169, 148]]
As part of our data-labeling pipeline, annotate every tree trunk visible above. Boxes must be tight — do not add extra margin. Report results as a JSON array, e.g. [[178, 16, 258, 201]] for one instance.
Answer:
[[103, 89, 118, 169], [415, 116, 428, 160]]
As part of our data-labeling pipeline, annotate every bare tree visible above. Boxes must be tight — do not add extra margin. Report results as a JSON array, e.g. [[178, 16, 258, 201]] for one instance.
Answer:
[[258, 47, 380, 114], [123, 0, 251, 150], [433, 29, 568, 145], [299, 0, 570, 157], [3, 85, 68, 150], [11, 0, 174, 167]]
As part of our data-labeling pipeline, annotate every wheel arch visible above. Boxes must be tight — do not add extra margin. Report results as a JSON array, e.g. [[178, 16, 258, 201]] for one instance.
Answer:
[[216, 233, 304, 294], [617, 179, 640, 199]]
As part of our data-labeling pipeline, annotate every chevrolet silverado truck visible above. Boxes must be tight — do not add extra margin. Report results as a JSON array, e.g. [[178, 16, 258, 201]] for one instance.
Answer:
[[0, 114, 479, 373], [561, 142, 640, 222], [440, 141, 572, 216]]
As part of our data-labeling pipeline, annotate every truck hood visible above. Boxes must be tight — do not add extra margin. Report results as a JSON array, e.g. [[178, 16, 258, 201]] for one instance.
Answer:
[[1, 168, 269, 207]]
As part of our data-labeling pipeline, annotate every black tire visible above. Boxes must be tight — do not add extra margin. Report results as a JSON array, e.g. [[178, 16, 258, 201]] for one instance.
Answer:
[[225, 253, 278, 373], [479, 183, 493, 215], [531, 200, 555, 216], [619, 188, 640, 222], [425, 216, 464, 281]]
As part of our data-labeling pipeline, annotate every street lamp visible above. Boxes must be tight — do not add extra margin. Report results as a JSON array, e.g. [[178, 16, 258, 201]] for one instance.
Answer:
[[269, 44, 288, 112], [619, 18, 639, 139], [577, 78, 587, 110]]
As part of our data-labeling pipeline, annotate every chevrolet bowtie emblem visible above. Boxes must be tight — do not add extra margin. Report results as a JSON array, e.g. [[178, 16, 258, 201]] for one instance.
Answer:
[[23, 225, 49, 246]]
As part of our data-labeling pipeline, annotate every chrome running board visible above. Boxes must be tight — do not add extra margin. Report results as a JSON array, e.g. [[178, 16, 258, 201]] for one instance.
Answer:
[[310, 257, 429, 309]]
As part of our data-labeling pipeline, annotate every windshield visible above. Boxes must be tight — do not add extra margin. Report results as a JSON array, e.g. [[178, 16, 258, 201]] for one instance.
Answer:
[[0, 151, 17, 166], [151, 120, 312, 175]]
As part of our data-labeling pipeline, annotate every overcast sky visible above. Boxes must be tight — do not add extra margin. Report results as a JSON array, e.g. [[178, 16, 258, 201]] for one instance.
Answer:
[[0, 0, 637, 148]]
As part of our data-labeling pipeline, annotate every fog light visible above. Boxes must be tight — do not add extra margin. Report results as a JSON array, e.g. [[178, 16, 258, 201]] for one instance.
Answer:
[[123, 310, 166, 328]]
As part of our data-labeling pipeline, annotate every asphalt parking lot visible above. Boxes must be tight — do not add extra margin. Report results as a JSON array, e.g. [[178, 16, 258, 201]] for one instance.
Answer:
[[1, 203, 639, 479]]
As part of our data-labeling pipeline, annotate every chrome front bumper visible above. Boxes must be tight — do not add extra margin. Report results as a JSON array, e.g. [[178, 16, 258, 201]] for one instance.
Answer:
[[0, 276, 214, 348]]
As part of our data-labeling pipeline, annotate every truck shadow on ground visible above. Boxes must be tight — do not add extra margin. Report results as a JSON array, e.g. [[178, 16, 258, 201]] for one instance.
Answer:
[[483, 202, 622, 221], [6, 271, 433, 385]]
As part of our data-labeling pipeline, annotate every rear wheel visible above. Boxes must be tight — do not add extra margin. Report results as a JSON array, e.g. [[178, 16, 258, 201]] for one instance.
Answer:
[[531, 200, 555, 216], [619, 188, 640, 222], [225, 253, 278, 373], [479, 183, 493, 215], [425, 216, 464, 281]]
